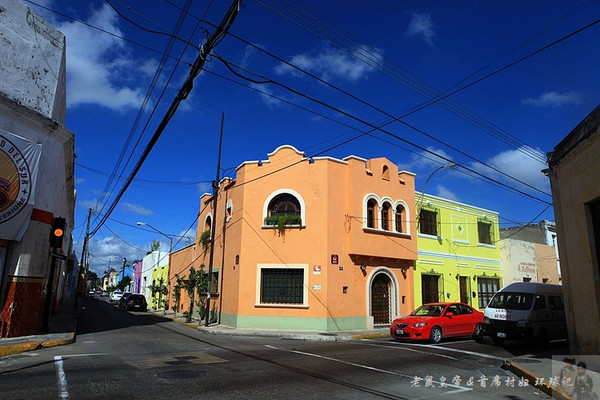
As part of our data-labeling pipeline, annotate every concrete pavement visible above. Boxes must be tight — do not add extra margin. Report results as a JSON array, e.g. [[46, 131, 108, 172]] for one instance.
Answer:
[[2, 299, 598, 400]]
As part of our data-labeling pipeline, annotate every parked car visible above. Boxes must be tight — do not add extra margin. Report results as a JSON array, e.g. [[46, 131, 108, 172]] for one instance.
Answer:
[[121, 294, 147, 311], [118, 293, 132, 309], [390, 302, 484, 344], [100, 290, 108, 297], [109, 290, 123, 302], [482, 282, 567, 345]]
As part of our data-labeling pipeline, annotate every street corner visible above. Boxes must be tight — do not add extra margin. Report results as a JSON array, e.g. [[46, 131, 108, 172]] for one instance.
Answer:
[[0, 341, 42, 358], [41, 333, 76, 348], [503, 358, 576, 400]]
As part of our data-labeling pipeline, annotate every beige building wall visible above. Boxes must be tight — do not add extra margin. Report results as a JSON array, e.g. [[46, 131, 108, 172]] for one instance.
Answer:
[[500, 238, 537, 284], [534, 243, 561, 284], [546, 105, 600, 355]]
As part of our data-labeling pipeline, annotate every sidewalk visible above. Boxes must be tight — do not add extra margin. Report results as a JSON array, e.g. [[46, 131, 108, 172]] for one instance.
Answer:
[[3, 303, 597, 400], [504, 354, 600, 400], [0, 297, 83, 357]]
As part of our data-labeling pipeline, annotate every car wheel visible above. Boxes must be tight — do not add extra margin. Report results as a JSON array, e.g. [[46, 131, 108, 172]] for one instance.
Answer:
[[472, 323, 484, 342], [430, 326, 442, 344]]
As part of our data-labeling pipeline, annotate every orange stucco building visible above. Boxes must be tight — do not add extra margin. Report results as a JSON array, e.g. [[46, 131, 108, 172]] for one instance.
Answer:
[[175, 145, 417, 331]]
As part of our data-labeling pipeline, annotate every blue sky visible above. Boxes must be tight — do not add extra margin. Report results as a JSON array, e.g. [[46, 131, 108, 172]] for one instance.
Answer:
[[27, 0, 600, 276]]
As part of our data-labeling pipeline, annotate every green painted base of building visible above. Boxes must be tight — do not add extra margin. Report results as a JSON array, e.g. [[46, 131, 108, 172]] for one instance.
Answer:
[[218, 312, 369, 331]]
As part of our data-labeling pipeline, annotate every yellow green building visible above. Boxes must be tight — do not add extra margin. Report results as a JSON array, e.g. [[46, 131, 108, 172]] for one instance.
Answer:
[[415, 193, 502, 310], [150, 262, 169, 309]]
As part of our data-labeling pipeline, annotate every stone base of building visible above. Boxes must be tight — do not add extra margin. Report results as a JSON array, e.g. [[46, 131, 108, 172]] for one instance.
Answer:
[[0, 276, 44, 337]]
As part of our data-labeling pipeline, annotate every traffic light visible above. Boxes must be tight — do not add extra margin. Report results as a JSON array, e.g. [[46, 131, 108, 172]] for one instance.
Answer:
[[50, 217, 66, 249]]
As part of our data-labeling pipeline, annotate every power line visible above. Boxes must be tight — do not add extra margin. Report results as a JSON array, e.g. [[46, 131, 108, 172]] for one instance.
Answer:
[[214, 55, 552, 205], [88, 0, 242, 237]]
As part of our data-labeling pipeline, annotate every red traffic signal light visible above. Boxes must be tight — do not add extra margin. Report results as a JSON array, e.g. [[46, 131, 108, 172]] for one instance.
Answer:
[[50, 217, 66, 248]]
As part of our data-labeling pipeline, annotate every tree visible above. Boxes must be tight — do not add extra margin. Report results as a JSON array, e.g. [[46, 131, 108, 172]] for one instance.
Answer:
[[149, 280, 168, 310], [116, 276, 131, 292], [146, 240, 161, 255], [171, 274, 184, 316], [182, 264, 207, 323]]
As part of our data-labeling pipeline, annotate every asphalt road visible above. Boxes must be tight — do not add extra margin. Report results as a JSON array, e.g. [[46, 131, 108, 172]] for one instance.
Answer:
[[0, 296, 565, 399]]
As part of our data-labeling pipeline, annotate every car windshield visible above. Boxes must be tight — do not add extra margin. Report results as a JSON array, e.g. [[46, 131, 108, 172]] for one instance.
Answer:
[[488, 292, 533, 310], [411, 304, 444, 317]]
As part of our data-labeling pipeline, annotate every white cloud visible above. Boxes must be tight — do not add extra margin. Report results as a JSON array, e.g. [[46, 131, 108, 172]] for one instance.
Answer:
[[474, 146, 549, 192], [522, 91, 582, 108], [85, 234, 146, 276], [78, 199, 101, 210], [275, 46, 379, 82], [406, 13, 435, 46], [397, 147, 454, 172], [121, 202, 154, 215], [55, 4, 148, 110], [433, 184, 459, 202]]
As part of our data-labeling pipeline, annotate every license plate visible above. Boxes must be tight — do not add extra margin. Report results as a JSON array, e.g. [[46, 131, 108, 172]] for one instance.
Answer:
[[497, 332, 507, 338], [396, 329, 404, 335]]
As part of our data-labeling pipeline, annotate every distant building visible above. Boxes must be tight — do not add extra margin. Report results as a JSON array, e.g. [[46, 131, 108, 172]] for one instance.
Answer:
[[0, 0, 75, 337], [414, 194, 502, 309], [140, 250, 168, 305], [545, 104, 600, 355], [171, 145, 418, 330], [499, 221, 561, 284]]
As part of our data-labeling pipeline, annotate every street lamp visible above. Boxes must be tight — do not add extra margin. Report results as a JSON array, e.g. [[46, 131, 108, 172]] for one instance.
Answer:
[[137, 221, 173, 311], [416, 162, 457, 231]]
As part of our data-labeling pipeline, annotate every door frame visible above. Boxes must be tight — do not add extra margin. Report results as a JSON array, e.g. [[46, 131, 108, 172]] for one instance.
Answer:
[[367, 268, 400, 326]]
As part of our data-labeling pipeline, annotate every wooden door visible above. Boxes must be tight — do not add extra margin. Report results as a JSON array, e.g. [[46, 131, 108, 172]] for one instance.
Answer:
[[371, 274, 391, 325]]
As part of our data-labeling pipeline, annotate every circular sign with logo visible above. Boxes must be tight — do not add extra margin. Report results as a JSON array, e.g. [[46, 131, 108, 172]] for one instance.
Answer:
[[0, 134, 33, 223]]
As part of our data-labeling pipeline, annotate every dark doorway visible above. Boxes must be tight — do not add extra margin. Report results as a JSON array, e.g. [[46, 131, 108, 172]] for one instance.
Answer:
[[459, 277, 468, 304], [371, 273, 391, 325], [422, 275, 439, 304]]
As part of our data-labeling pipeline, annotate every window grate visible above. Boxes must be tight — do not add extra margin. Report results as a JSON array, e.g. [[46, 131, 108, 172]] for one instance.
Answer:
[[260, 268, 303, 304]]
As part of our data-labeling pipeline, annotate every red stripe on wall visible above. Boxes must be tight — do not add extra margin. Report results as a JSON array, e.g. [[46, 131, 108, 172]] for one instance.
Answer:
[[30, 208, 53, 225]]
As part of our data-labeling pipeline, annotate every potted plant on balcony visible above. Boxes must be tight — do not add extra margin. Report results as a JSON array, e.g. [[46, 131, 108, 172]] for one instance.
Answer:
[[264, 214, 302, 236], [199, 230, 211, 253]]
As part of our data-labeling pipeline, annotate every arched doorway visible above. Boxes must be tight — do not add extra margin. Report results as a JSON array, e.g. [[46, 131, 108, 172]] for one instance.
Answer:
[[371, 272, 393, 325]]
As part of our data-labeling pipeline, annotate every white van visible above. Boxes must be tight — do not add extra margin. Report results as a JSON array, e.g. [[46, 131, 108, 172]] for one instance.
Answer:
[[482, 282, 567, 345]]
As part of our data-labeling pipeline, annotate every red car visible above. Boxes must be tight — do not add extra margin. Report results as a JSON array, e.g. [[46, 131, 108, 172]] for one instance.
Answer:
[[390, 302, 484, 343]]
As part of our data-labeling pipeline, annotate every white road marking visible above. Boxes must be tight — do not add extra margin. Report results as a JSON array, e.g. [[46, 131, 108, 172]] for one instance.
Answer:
[[360, 339, 506, 361], [54, 356, 69, 399], [398, 342, 505, 361], [264, 344, 471, 394]]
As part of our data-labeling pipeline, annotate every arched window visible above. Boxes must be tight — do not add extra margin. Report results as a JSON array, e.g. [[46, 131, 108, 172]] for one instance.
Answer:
[[381, 202, 392, 231], [265, 193, 302, 226], [204, 215, 212, 233], [382, 165, 390, 180], [395, 204, 405, 233], [367, 199, 377, 228]]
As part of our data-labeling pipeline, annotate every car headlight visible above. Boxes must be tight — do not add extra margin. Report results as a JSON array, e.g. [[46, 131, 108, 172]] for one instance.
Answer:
[[414, 322, 427, 327], [483, 317, 490, 324]]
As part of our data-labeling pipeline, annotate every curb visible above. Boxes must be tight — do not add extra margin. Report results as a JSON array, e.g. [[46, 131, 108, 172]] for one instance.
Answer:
[[0, 333, 74, 358], [351, 332, 389, 340], [504, 361, 575, 400]]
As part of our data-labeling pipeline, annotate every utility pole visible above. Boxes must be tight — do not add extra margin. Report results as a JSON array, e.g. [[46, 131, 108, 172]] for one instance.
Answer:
[[87, 0, 242, 237], [80, 208, 92, 274], [205, 113, 224, 327]]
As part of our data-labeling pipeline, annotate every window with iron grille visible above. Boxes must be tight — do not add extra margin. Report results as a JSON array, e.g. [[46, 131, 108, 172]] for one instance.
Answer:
[[381, 202, 391, 230], [477, 277, 499, 308], [395, 205, 404, 233], [419, 208, 438, 236], [367, 199, 376, 228], [260, 268, 304, 304], [478, 219, 493, 245]]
